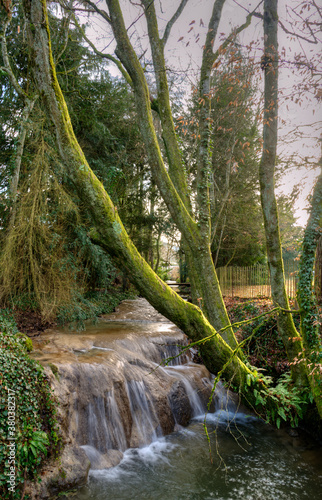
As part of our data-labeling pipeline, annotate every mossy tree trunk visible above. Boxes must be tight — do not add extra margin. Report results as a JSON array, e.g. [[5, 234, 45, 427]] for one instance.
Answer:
[[106, 0, 238, 348], [259, 0, 307, 386], [297, 172, 322, 417]]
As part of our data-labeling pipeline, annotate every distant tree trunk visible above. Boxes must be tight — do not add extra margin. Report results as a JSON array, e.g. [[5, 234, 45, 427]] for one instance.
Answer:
[[153, 231, 162, 273], [8, 98, 36, 228], [179, 239, 187, 283], [0, 9, 37, 228], [148, 181, 156, 268], [314, 235, 322, 304], [259, 0, 307, 385]]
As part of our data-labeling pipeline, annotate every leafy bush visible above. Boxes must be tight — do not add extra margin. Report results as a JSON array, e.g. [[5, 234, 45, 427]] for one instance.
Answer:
[[0, 310, 59, 499], [156, 262, 171, 282], [243, 369, 310, 429]]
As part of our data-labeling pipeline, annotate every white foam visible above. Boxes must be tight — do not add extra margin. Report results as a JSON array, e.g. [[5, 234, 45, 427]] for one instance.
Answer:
[[194, 410, 260, 426], [89, 438, 177, 479]]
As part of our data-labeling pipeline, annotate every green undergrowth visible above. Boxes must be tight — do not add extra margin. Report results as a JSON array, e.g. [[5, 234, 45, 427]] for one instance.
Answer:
[[0, 310, 60, 499], [241, 367, 312, 429], [226, 301, 311, 426], [56, 288, 137, 329], [6, 287, 137, 331], [228, 300, 301, 379]]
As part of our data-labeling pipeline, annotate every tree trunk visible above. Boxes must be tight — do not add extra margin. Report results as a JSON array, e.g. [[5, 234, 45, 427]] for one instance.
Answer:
[[106, 0, 238, 348], [9, 98, 36, 228], [259, 0, 307, 385], [0, 7, 37, 228], [297, 171, 322, 417]]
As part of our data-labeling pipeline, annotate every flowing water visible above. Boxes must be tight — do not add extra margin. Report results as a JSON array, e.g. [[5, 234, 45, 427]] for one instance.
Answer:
[[32, 299, 322, 499], [76, 412, 322, 500]]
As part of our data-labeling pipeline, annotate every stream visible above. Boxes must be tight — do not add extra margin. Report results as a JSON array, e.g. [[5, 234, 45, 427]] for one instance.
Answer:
[[77, 415, 322, 500], [32, 299, 322, 499]]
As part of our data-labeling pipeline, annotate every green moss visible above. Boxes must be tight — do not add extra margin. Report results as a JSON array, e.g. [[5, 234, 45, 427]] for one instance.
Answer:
[[48, 363, 60, 381]]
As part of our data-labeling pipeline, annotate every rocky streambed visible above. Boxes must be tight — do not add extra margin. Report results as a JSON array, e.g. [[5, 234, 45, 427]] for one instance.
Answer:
[[26, 299, 226, 498]]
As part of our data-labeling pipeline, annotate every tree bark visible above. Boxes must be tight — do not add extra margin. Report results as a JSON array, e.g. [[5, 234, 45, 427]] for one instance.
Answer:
[[259, 0, 307, 385], [297, 171, 322, 417]]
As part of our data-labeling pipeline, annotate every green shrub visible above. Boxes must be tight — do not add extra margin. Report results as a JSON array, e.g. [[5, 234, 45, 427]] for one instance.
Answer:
[[56, 288, 137, 329], [0, 310, 59, 499]]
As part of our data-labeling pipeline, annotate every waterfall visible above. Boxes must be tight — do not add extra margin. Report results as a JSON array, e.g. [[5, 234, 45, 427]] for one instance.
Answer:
[[51, 330, 216, 470], [34, 299, 238, 472]]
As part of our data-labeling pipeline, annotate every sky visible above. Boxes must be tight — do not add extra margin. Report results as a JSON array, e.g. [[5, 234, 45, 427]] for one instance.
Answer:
[[84, 0, 321, 227]]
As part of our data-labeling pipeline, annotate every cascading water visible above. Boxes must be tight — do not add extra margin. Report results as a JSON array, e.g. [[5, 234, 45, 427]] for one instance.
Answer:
[[31, 299, 217, 468], [72, 329, 215, 465], [30, 299, 322, 499]]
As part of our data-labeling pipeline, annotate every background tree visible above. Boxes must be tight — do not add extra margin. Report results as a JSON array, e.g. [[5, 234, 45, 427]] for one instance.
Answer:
[[179, 43, 266, 268]]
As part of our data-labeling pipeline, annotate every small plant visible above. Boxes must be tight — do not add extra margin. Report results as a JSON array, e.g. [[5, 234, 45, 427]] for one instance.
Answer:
[[242, 368, 308, 429], [18, 428, 49, 467], [228, 300, 301, 379]]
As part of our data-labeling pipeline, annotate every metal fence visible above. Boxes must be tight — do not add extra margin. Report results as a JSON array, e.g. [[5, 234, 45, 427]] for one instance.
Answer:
[[216, 260, 299, 298]]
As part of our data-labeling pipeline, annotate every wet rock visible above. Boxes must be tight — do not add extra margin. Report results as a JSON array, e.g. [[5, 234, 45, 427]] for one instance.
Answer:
[[168, 381, 192, 426], [155, 393, 175, 435], [26, 445, 90, 499], [81, 445, 123, 469], [101, 449, 123, 468]]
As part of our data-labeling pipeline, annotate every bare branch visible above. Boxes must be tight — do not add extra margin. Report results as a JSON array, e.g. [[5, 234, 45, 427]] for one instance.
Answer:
[[83, 0, 111, 24], [312, 0, 322, 17], [200, 0, 226, 87], [162, 0, 188, 46], [211, 1, 264, 69], [56, 1, 74, 64], [72, 14, 133, 86], [278, 18, 319, 44]]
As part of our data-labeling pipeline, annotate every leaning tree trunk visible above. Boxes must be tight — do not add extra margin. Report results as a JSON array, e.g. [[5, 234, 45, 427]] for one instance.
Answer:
[[22, 0, 286, 416], [259, 0, 307, 385]]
